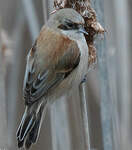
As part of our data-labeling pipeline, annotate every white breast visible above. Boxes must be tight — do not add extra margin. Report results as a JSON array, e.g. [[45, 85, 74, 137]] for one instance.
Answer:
[[74, 35, 89, 84]]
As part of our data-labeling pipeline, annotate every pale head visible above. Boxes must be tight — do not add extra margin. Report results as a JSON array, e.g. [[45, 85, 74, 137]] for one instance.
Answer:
[[46, 8, 88, 41]]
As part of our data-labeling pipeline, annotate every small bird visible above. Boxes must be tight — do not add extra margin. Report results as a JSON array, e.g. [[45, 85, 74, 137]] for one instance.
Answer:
[[16, 8, 88, 149]]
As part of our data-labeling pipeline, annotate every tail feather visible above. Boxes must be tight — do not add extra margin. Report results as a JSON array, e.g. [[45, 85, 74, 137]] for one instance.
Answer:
[[17, 110, 36, 148], [25, 136, 32, 149], [16, 108, 27, 139], [25, 102, 45, 149], [24, 118, 40, 150], [18, 139, 24, 148], [28, 117, 41, 143], [20, 115, 36, 141], [29, 102, 44, 143], [17, 101, 47, 149]]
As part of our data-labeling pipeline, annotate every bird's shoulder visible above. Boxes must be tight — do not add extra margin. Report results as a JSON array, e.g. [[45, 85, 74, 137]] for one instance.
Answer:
[[35, 26, 79, 55], [29, 26, 80, 69]]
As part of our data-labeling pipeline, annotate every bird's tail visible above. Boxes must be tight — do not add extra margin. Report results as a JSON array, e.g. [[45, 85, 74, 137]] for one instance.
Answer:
[[16, 101, 47, 149]]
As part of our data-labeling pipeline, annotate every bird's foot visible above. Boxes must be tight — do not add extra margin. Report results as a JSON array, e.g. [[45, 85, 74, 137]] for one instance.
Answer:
[[81, 74, 87, 84]]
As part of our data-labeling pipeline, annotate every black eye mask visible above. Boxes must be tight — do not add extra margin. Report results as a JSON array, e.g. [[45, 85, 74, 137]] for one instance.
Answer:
[[58, 19, 80, 30]]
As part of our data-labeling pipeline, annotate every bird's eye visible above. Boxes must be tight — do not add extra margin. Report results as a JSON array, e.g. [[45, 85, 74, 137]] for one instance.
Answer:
[[65, 19, 78, 29], [66, 22, 75, 28]]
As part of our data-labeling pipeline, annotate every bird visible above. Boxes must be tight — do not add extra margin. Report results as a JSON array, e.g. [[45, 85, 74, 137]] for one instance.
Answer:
[[16, 8, 89, 149]]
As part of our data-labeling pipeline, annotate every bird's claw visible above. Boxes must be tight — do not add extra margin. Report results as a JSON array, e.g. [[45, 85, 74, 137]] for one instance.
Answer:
[[81, 75, 87, 84]]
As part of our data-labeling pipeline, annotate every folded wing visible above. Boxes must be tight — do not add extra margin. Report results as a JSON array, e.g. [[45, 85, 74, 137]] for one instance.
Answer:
[[23, 27, 80, 105]]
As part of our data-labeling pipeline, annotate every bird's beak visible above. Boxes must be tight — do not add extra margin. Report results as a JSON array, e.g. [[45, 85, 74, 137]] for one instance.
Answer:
[[78, 27, 88, 35]]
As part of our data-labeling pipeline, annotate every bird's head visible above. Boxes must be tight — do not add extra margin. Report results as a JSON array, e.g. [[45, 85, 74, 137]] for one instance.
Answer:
[[46, 8, 88, 41]]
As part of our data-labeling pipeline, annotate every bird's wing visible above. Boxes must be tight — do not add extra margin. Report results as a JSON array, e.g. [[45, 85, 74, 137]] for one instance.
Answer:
[[23, 27, 80, 105]]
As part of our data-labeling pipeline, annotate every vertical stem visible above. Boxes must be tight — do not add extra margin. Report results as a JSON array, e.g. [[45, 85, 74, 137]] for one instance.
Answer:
[[7, 8, 25, 149], [42, 0, 49, 22], [0, 28, 8, 150], [79, 82, 91, 150], [22, 0, 40, 41], [50, 98, 72, 150], [113, 0, 130, 149], [92, 0, 113, 150]]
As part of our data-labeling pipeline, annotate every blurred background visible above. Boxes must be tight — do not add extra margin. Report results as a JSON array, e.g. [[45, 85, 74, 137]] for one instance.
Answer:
[[0, 0, 132, 150]]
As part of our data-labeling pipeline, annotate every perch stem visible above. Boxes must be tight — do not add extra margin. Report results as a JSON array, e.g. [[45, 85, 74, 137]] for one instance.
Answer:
[[79, 81, 91, 150]]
